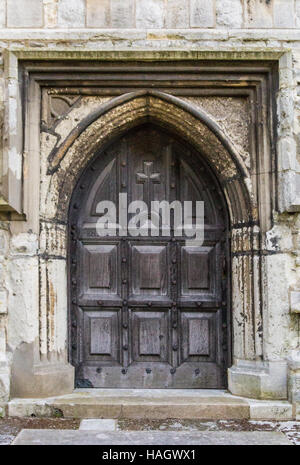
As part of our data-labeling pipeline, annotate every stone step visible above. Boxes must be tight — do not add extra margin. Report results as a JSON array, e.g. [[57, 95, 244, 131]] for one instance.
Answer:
[[7, 389, 294, 421], [13, 429, 292, 445]]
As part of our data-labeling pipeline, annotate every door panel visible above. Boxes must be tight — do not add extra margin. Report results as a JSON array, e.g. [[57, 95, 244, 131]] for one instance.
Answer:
[[180, 244, 221, 301], [130, 309, 170, 363], [70, 124, 229, 389], [130, 242, 169, 299], [180, 310, 219, 363], [81, 243, 119, 296], [82, 308, 122, 363]]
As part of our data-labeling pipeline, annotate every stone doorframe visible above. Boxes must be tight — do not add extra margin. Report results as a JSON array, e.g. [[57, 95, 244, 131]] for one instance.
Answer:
[[1, 50, 298, 399]]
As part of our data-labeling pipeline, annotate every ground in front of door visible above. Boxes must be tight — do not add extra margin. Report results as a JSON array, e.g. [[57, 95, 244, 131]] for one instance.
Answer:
[[1, 417, 299, 445]]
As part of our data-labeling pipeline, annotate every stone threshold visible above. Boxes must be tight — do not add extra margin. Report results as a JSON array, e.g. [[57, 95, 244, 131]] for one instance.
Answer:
[[12, 429, 292, 445], [3, 389, 295, 421]]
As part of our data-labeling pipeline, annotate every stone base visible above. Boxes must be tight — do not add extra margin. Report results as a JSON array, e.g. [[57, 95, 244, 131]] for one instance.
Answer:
[[228, 360, 288, 400], [11, 363, 74, 399], [7, 389, 294, 420], [0, 369, 10, 402], [12, 430, 292, 445], [287, 351, 300, 420]]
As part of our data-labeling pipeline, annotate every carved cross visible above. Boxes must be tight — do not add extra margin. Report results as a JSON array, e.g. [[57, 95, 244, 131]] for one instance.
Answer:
[[136, 161, 161, 207]]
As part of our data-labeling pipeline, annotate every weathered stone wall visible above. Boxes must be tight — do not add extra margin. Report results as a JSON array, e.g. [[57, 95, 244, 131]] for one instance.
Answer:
[[0, 0, 299, 29], [0, 0, 299, 414]]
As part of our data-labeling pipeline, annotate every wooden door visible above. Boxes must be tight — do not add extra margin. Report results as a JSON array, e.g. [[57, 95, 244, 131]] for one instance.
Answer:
[[69, 124, 229, 388]]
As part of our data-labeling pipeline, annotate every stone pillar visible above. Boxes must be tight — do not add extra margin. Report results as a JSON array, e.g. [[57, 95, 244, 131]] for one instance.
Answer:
[[0, 223, 10, 402], [228, 225, 293, 399], [9, 226, 74, 398]]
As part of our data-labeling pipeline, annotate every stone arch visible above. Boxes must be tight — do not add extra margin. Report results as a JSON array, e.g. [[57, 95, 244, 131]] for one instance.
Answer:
[[43, 90, 254, 227], [39, 90, 263, 386]]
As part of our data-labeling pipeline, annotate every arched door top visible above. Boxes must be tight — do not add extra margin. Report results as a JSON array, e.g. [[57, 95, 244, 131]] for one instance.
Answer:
[[44, 91, 253, 226]]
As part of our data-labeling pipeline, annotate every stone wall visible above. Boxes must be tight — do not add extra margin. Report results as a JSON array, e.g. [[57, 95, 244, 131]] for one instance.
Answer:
[[0, 0, 299, 414], [0, 0, 299, 29]]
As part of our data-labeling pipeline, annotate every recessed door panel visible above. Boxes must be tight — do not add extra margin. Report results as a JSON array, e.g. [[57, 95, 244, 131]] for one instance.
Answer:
[[130, 309, 170, 363], [82, 309, 121, 364], [181, 244, 221, 300], [130, 243, 169, 298], [80, 242, 120, 297], [180, 310, 218, 363]]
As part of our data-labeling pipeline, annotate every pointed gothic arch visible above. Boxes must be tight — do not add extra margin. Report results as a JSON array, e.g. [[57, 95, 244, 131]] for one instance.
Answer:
[[43, 90, 254, 228]]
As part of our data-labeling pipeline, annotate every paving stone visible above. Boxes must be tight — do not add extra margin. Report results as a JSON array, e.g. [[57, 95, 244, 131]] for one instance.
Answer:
[[13, 429, 292, 445], [7, 0, 43, 28], [79, 419, 117, 431]]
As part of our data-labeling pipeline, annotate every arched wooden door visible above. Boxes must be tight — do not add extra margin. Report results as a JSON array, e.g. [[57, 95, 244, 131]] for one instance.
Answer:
[[69, 124, 229, 388]]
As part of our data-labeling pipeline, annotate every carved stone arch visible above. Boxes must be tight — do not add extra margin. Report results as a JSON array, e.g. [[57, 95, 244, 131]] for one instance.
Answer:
[[43, 91, 254, 227], [40, 90, 264, 385]]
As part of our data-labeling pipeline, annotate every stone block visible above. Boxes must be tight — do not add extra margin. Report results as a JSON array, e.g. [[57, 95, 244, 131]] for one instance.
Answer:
[[0, 289, 7, 314], [273, 0, 295, 28], [86, 0, 110, 28], [136, 0, 165, 28], [216, 0, 243, 28], [228, 360, 288, 399], [190, 0, 215, 27], [289, 290, 300, 313], [244, 0, 273, 28], [111, 0, 135, 28], [121, 399, 249, 420], [7, 0, 43, 28], [248, 400, 293, 420], [79, 419, 117, 431], [0, 404, 5, 417], [8, 400, 53, 417], [0, 372, 10, 401], [11, 357, 75, 399], [50, 402, 122, 419], [10, 233, 38, 256], [277, 137, 297, 171], [57, 0, 85, 27], [287, 350, 300, 411], [165, 0, 189, 28], [0, 0, 6, 27], [43, 0, 58, 28], [296, 0, 300, 27], [12, 430, 292, 445]]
